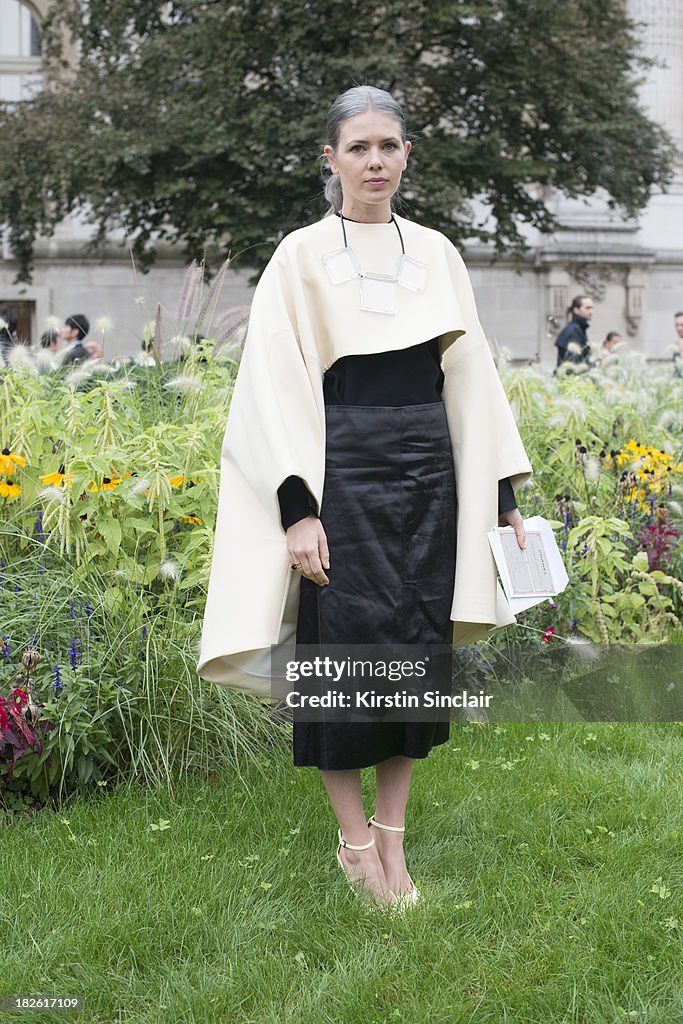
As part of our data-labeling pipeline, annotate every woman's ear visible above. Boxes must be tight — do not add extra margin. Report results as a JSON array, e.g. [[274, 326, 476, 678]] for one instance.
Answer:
[[323, 144, 338, 175], [403, 139, 412, 169]]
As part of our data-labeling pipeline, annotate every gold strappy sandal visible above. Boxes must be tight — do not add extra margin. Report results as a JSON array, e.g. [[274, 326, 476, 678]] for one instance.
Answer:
[[367, 815, 421, 908], [336, 829, 393, 911]]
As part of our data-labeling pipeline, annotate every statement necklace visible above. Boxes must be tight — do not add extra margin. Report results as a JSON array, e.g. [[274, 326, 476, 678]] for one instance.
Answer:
[[322, 212, 428, 315]]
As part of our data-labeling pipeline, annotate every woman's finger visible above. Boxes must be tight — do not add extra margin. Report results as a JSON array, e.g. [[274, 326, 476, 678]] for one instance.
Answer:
[[515, 517, 526, 550], [318, 524, 330, 571]]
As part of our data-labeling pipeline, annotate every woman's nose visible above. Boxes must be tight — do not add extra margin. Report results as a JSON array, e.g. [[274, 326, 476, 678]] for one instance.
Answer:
[[367, 148, 383, 167]]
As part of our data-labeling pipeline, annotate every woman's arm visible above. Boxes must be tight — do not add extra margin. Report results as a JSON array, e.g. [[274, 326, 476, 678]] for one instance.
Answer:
[[277, 475, 319, 531], [279, 474, 517, 529], [498, 477, 517, 515]]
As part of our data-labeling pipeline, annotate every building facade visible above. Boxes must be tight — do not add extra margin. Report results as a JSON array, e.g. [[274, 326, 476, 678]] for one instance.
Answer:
[[0, 0, 681, 365]]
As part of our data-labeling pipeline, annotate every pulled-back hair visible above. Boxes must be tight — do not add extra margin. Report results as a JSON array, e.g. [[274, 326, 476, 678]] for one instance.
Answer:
[[566, 294, 590, 319], [323, 86, 407, 216]]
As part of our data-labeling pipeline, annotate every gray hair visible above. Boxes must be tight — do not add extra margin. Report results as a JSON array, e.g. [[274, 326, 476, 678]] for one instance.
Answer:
[[323, 86, 407, 216]]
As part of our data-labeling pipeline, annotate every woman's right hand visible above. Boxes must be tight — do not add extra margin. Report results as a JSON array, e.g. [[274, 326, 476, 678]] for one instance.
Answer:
[[286, 515, 330, 586]]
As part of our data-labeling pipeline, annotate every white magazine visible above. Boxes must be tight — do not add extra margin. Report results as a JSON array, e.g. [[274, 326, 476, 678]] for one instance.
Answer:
[[487, 515, 569, 613]]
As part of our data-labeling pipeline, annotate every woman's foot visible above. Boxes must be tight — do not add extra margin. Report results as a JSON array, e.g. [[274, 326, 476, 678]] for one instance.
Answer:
[[337, 840, 394, 908], [368, 819, 417, 901]]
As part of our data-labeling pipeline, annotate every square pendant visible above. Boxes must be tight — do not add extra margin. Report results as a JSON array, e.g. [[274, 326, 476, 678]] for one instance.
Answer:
[[396, 254, 428, 293], [322, 247, 362, 285], [359, 273, 397, 315]]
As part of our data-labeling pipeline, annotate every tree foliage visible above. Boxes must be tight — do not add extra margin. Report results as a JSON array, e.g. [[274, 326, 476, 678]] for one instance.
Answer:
[[0, 0, 676, 281]]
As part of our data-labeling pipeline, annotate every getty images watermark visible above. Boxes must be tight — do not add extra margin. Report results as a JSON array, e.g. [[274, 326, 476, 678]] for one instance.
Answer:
[[271, 644, 490, 722], [269, 642, 683, 722]]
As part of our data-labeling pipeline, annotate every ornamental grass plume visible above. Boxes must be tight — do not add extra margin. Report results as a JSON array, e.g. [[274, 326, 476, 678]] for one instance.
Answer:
[[158, 559, 181, 582], [175, 259, 203, 325], [163, 374, 202, 394], [6, 345, 38, 375], [93, 316, 113, 335]]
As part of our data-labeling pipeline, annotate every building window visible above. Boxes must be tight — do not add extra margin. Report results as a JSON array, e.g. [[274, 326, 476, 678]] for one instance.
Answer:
[[0, 0, 43, 102]]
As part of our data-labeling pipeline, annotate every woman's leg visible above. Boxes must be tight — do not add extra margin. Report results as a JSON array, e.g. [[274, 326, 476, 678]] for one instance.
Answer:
[[373, 755, 416, 897], [320, 768, 393, 905]]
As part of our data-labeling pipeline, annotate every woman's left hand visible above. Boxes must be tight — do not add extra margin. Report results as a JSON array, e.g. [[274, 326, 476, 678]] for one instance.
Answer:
[[498, 507, 526, 549]]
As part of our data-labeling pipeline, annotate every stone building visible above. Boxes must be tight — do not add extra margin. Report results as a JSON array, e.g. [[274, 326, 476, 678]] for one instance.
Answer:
[[0, 0, 681, 365]]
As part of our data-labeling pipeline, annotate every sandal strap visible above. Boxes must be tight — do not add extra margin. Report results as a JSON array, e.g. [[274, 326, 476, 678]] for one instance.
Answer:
[[368, 815, 405, 833], [337, 828, 375, 852]]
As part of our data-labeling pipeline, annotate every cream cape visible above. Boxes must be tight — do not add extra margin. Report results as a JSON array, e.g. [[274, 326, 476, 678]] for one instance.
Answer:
[[197, 214, 533, 693]]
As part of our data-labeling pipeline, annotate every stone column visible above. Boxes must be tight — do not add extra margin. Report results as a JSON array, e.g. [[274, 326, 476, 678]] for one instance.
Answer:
[[628, 0, 683, 170]]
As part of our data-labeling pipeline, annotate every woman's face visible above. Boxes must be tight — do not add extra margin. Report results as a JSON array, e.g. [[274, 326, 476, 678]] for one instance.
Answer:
[[324, 110, 411, 216]]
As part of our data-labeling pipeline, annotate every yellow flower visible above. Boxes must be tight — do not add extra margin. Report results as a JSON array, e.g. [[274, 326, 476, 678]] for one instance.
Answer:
[[0, 448, 26, 474], [88, 476, 124, 492], [169, 475, 185, 488], [40, 469, 75, 487], [0, 480, 21, 499], [180, 515, 203, 525]]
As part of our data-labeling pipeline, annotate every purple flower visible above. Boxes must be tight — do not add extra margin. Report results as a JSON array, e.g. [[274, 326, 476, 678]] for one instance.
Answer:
[[635, 522, 680, 572], [84, 599, 93, 619], [68, 599, 77, 620], [51, 664, 64, 697], [1, 635, 10, 662], [142, 625, 147, 640], [570, 617, 579, 633], [67, 636, 82, 670], [35, 509, 45, 543]]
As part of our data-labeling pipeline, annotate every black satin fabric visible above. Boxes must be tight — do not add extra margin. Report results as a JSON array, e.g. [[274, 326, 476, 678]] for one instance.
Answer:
[[292, 401, 456, 770], [276, 340, 516, 531]]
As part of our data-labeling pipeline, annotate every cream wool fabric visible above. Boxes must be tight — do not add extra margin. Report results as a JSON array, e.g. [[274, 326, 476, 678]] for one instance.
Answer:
[[197, 214, 533, 693]]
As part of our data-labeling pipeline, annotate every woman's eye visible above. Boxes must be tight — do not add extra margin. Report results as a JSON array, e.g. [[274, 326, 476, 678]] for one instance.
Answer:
[[384, 143, 397, 150], [350, 145, 364, 153]]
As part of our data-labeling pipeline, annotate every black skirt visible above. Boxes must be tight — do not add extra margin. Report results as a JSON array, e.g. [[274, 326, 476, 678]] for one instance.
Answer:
[[292, 400, 457, 770]]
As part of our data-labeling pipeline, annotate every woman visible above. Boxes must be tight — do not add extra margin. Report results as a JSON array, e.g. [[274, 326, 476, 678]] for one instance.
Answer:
[[197, 86, 533, 911]]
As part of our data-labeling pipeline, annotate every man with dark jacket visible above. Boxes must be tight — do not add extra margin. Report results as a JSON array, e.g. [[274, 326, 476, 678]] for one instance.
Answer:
[[59, 314, 91, 365], [554, 295, 593, 369]]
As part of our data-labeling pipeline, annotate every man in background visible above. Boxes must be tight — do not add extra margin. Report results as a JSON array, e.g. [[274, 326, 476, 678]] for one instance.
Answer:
[[555, 295, 594, 370], [673, 311, 683, 378], [59, 314, 92, 365]]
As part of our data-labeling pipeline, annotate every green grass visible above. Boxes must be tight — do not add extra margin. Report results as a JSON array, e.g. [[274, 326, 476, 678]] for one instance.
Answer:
[[1, 722, 682, 1024]]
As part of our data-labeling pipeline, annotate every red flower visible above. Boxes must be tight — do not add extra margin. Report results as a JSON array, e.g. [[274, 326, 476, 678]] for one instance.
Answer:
[[542, 626, 558, 643]]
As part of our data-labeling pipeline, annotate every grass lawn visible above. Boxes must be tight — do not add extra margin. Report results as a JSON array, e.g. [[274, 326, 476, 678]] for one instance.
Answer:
[[1, 721, 681, 1024]]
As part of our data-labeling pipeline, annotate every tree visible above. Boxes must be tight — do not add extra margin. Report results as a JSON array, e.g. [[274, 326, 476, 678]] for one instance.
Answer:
[[0, 0, 676, 283]]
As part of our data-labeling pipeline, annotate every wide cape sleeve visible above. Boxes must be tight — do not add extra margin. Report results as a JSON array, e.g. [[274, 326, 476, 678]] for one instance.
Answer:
[[196, 243, 325, 693], [440, 238, 533, 645], [197, 217, 534, 691]]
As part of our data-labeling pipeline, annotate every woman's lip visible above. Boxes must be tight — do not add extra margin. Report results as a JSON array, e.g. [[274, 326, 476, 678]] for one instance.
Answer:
[[366, 178, 388, 184]]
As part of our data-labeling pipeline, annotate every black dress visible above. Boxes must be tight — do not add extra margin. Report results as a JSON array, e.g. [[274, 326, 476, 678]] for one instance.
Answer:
[[278, 338, 517, 771]]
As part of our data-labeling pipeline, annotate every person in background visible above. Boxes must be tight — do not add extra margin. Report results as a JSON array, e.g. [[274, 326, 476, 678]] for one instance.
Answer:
[[673, 311, 683, 379], [602, 331, 622, 355], [0, 307, 19, 367], [554, 295, 593, 370], [59, 314, 92, 365], [41, 329, 60, 352]]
